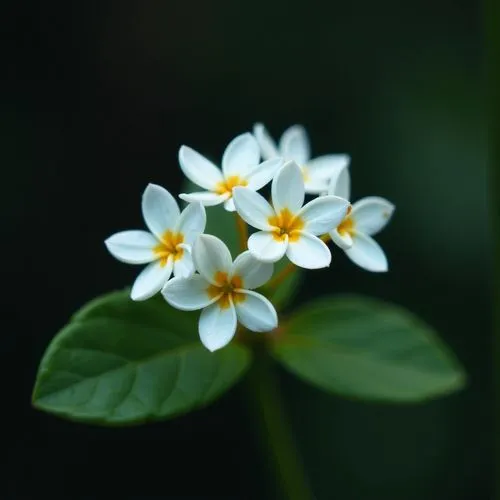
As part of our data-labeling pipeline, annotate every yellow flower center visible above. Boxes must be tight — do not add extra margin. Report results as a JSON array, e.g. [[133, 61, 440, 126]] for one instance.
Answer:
[[215, 175, 248, 196], [207, 271, 246, 309], [337, 206, 355, 236], [153, 230, 185, 267], [268, 208, 305, 242]]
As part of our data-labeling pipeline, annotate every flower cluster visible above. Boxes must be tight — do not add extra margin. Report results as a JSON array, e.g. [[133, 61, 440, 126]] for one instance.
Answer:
[[105, 124, 394, 351]]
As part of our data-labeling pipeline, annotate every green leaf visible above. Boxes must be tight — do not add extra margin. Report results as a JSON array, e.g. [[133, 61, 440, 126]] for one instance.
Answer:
[[181, 179, 302, 308], [271, 295, 466, 403], [32, 290, 252, 425]]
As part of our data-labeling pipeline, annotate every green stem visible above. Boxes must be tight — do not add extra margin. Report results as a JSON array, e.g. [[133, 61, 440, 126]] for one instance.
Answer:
[[246, 348, 314, 500]]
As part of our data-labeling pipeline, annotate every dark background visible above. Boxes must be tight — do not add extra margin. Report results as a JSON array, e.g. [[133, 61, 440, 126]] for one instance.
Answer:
[[4, 0, 490, 498]]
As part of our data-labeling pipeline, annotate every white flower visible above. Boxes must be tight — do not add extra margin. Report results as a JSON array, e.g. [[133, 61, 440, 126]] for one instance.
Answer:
[[178, 132, 283, 212], [162, 234, 277, 352], [105, 184, 206, 301], [232, 161, 350, 269], [328, 166, 395, 272], [253, 122, 350, 195]]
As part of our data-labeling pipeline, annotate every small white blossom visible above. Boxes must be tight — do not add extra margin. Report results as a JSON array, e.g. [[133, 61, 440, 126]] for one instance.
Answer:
[[179, 132, 283, 212], [232, 161, 350, 269], [162, 234, 277, 352], [253, 123, 350, 194], [105, 184, 206, 301], [328, 166, 395, 272]]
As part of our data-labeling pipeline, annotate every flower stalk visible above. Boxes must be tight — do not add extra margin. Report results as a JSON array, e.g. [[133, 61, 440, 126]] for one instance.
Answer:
[[235, 213, 248, 251], [265, 262, 297, 290], [246, 345, 314, 500]]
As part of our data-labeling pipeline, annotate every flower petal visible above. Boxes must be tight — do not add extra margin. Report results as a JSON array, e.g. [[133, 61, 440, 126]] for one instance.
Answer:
[[231, 251, 274, 289], [351, 197, 395, 236], [179, 191, 229, 207], [235, 290, 278, 332], [297, 195, 350, 235], [271, 161, 305, 214], [246, 158, 284, 191], [176, 202, 206, 244], [104, 230, 157, 264], [307, 154, 350, 179], [131, 258, 173, 301], [224, 197, 236, 212], [178, 145, 224, 190], [330, 228, 353, 249], [253, 123, 279, 160], [173, 250, 195, 278], [233, 187, 274, 231], [193, 234, 233, 284], [161, 275, 218, 311], [248, 231, 288, 263], [328, 164, 351, 200], [279, 125, 310, 164], [286, 231, 331, 269], [303, 177, 330, 195], [345, 232, 388, 272], [222, 132, 260, 178], [141, 184, 180, 239], [199, 301, 237, 352]]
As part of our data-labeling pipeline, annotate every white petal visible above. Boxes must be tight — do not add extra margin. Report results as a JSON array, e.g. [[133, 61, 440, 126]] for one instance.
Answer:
[[253, 123, 279, 160], [105, 230, 157, 264], [345, 232, 388, 272], [141, 184, 180, 239], [175, 202, 206, 244], [235, 290, 278, 332], [307, 154, 350, 179], [271, 161, 305, 214], [279, 125, 310, 164], [222, 133, 260, 178], [199, 302, 237, 352], [351, 197, 395, 236], [131, 258, 173, 301], [173, 252, 195, 278], [179, 191, 228, 207], [161, 275, 218, 311], [232, 187, 274, 231], [178, 145, 224, 190], [248, 231, 288, 263], [224, 197, 236, 212], [303, 177, 330, 195], [286, 231, 331, 269], [246, 158, 284, 191], [193, 234, 233, 284], [232, 251, 274, 289], [297, 195, 350, 235], [328, 164, 351, 200], [330, 228, 353, 250]]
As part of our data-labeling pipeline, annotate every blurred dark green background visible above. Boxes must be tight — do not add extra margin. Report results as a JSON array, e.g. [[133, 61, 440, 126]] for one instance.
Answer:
[[4, 0, 490, 498]]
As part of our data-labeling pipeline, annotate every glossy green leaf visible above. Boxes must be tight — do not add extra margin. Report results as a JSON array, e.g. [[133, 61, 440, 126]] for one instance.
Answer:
[[181, 179, 302, 308], [32, 290, 252, 425], [272, 295, 466, 402]]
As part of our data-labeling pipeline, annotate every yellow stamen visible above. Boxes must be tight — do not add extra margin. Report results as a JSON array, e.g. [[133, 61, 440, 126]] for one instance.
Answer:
[[337, 206, 355, 238], [207, 271, 245, 309], [268, 208, 305, 242], [215, 175, 248, 196], [153, 230, 185, 266]]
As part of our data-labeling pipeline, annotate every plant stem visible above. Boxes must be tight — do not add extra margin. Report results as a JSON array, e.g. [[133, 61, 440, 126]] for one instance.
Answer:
[[235, 213, 248, 251], [320, 233, 331, 243], [246, 348, 314, 500], [266, 262, 297, 290]]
